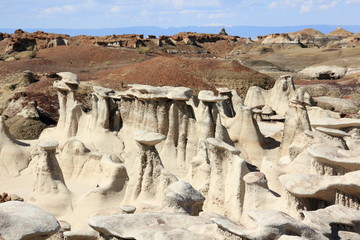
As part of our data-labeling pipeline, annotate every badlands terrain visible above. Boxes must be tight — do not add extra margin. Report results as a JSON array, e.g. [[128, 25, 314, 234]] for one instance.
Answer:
[[0, 27, 360, 239]]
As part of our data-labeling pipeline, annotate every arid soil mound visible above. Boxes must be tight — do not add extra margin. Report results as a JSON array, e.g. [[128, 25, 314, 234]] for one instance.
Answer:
[[98, 56, 274, 96], [327, 27, 353, 37]]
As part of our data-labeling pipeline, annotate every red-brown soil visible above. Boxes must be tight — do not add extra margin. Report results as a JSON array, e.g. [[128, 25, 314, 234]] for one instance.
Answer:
[[94, 55, 274, 95]]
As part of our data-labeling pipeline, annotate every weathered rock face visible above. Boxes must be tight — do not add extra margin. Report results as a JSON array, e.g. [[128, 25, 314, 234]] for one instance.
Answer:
[[0, 29, 69, 54], [204, 138, 248, 222], [288, 28, 329, 47], [278, 99, 311, 158], [2, 72, 360, 239], [0, 116, 30, 177]]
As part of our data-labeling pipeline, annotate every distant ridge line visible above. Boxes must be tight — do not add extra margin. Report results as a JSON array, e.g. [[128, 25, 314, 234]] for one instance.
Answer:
[[1, 25, 360, 39]]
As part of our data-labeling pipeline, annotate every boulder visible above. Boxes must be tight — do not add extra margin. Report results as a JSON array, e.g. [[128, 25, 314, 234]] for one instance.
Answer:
[[212, 210, 325, 240], [88, 212, 221, 240], [300, 65, 347, 80], [163, 180, 205, 215], [0, 201, 60, 240], [314, 96, 360, 114]]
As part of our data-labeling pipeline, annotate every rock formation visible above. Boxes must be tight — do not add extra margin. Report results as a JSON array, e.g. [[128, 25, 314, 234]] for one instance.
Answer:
[[1, 72, 360, 239], [244, 75, 298, 116]]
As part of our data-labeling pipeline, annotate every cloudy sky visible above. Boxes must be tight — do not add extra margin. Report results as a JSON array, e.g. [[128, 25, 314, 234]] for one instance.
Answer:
[[1, 0, 359, 29]]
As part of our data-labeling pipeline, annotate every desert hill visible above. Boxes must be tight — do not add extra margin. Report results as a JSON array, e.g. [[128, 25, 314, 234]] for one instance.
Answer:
[[95, 55, 273, 96], [327, 27, 354, 37]]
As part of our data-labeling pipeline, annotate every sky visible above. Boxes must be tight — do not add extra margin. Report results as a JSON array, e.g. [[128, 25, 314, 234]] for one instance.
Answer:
[[0, 0, 359, 29]]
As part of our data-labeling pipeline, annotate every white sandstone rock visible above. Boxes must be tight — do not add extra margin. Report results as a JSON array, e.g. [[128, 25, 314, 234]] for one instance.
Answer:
[[0, 201, 60, 240], [300, 65, 347, 79], [198, 90, 227, 102]]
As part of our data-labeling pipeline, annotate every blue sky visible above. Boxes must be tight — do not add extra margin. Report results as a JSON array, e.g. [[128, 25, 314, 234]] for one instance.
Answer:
[[1, 0, 359, 29]]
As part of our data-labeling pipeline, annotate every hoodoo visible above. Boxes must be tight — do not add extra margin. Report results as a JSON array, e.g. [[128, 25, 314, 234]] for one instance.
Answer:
[[1, 72, 360, 240]]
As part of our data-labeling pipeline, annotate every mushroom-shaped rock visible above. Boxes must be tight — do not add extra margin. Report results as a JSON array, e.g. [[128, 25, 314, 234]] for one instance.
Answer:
[[198, 90, 227, 102], [53, 72, 79, 92], [121, 84, 167, 99], [57, 72, 80, 85], [280, 171, 360, 209], [302, 205, 360, 238], [93, 86, 114, 98], [51, 72, 83, 140], [163, 180, 205, 215], [123, 131, 177, 203], [0, 201, 60, 240], [120, 84, 193, 100], [29, 140, 71, 215], [134, 130, 166, 146], [166, 86, 193, 100], [216, 87, 231, 94], [39, 140, 59, 150], [88, 212, 220, 240], [308, 144, 360, 173]]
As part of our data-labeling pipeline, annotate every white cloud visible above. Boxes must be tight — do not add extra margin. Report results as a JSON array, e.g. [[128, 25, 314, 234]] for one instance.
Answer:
[[195, 10, 232, 20], [173, 0, 185, 8], [110, 6, 121, 14], [269, 0, 340, 13], [300, 0, 313, 13], [39, 0, 98, 17], [346, 0, 360, 3], [145, 0, 220, 9], [41, 5, 76, 16], [319, 0, 339, 9], [203, 23, 227, 27], [269, 2, 279, 9]]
